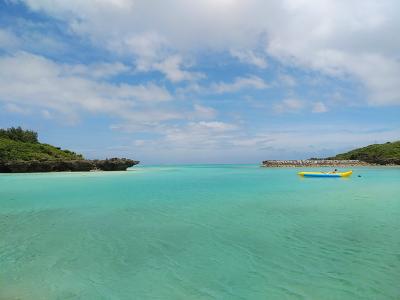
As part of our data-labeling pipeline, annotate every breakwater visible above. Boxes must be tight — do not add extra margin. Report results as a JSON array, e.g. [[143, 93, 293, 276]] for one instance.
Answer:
[[262, 160, 370, 167]]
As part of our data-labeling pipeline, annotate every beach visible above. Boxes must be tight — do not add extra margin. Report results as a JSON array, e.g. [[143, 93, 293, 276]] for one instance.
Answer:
[[1, 165, 399, 299]]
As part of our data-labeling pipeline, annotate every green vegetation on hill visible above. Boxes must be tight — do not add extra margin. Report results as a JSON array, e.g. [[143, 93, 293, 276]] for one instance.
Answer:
[[0, 126, 38, 143], [0, 127, 84, 161], [328, 141, 400, 164]]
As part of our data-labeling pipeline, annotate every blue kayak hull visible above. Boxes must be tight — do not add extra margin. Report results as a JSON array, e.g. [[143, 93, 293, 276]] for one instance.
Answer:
[[303, 174, 341, 177]]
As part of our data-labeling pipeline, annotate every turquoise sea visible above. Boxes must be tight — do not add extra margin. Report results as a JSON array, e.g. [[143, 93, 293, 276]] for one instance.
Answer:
[[1, 165, 400, 299]]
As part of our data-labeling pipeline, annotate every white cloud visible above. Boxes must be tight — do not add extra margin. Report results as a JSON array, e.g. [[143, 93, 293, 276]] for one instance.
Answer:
[[0, 29, 20, 50], [110, 122, 400, 163], [153, 55, 204, 82], [1, 21, 68, 56], [64, 62, 131, 79], [192, 121, 237, 132], [161, 121, 239, 149], [312, 102, 328, 113], [109, 120, 240, 158], [0, 52, 173, 125], [41, 109, 52, 119], [274, 99, 329, 114], [230, 49, 267, 68], [117, 31, 168, 71], [231, 136, 274, 148], [17, 0, 400, 105], [113, 83, 172, 102], [110, 109, 184, 132], [176, 76, 269, 97], [191, 104, 217, 120], [4, 103, 30, 115], [264, 1, 400, 105], [253, 125, 400, 154], [212, 76, 268, 94], [274, 98, 304, 113], [277, 73, 297, 87], [109, 32, 203, 82], [0, 51, 230, 137]]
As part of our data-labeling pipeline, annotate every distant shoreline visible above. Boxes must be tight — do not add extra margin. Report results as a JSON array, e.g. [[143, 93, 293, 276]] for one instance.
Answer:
[[261, 160, 373, 168]]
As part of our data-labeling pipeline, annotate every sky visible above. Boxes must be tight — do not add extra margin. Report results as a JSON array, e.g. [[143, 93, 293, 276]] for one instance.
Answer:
[[0, 0, 399, 164]]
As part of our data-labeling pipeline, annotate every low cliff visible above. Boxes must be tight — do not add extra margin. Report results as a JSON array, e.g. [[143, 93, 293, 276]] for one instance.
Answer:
[[262, 160, 370, 167], [91, 158, 140, 171], [0, 158, 139, 173]]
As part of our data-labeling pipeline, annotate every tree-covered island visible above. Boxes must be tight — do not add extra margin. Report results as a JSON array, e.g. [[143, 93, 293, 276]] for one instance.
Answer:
[[0, 127, 139, 173]]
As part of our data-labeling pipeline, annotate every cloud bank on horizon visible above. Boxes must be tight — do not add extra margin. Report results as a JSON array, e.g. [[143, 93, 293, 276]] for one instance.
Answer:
[[0, 0, 399, 163]]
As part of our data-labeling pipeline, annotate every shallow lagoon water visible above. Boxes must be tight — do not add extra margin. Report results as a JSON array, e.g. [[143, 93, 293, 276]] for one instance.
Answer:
[[1, 165, 400, 299]]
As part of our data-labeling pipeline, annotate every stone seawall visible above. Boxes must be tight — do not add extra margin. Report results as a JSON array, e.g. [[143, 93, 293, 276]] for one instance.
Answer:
[[262, 160, 370, 167]]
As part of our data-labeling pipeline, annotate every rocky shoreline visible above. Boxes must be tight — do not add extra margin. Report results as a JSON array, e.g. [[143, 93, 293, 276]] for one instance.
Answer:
[[0, 158, 139, 173], [262, 160, 371, 167]]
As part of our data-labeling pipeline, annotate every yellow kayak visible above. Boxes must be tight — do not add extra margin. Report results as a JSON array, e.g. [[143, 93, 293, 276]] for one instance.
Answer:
[[298, 171, 353, 178]]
